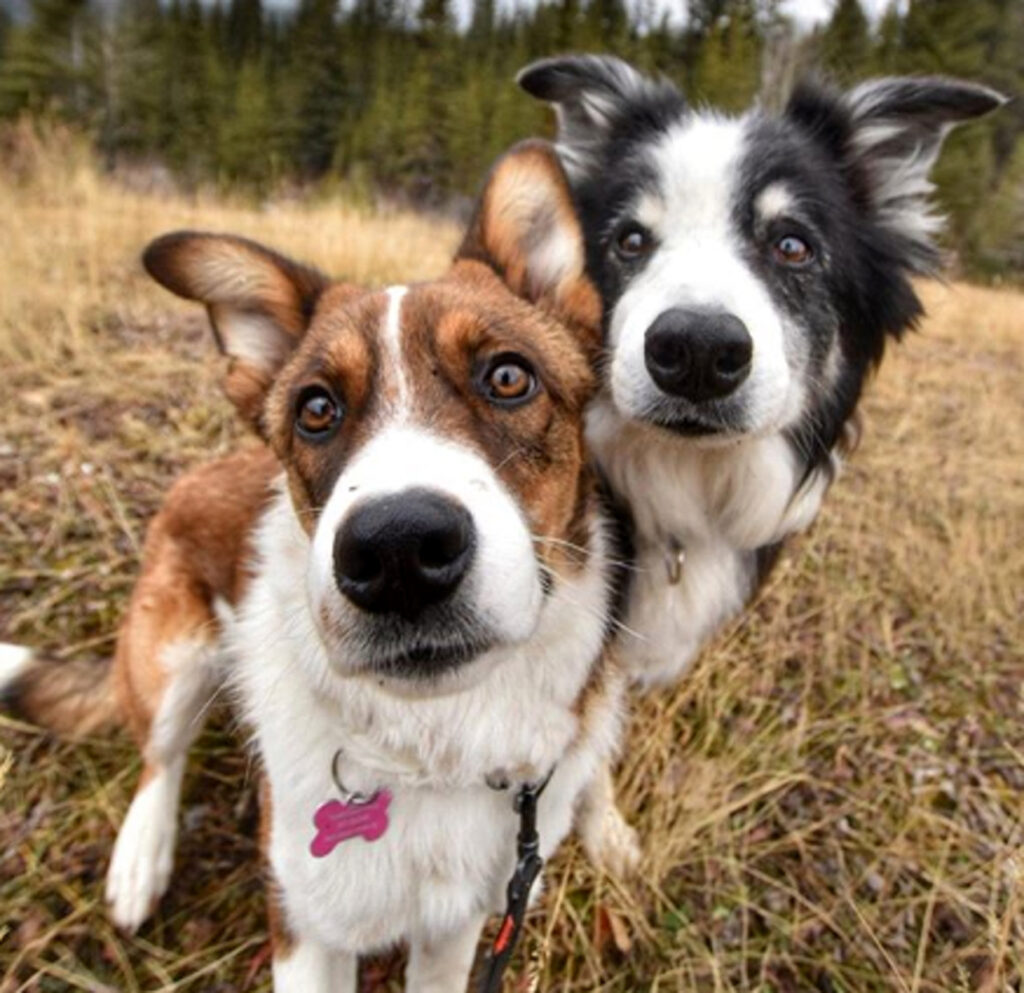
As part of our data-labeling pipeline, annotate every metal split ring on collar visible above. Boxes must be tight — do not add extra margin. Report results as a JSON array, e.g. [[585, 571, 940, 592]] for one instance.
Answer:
[[485, 765, 555, 800], [331, 749, 382, 806], [665, 537, 686, 585]]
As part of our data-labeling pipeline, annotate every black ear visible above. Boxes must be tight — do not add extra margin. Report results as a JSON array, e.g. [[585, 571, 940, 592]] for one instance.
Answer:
[[788, 76, 1006, 273], [517, 55, 682, 180]]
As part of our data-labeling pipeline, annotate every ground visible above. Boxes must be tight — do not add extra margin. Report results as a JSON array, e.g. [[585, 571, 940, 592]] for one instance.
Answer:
[[1, 124, 1022, 992]]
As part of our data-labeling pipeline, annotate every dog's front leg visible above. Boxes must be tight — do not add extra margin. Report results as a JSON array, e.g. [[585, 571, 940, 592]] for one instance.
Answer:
[[106, 599, 222, 932], [272, 938, 356, 993], [576, 760, 641, 877], [406, 914, 487, 993]]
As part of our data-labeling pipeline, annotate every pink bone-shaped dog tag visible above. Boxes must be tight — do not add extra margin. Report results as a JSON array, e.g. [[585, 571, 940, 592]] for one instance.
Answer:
[[309, 790, 392, 857]]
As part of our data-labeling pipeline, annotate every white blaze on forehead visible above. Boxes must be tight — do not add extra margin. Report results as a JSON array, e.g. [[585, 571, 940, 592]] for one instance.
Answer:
[[755, 182, 795, 221], [609, 113, 800, 434], [382, 285, 410, 412], [637, 114, 747, 236]]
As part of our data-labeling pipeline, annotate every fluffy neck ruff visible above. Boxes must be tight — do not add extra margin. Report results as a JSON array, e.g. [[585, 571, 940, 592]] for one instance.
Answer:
[[587, 396, 836, 556]]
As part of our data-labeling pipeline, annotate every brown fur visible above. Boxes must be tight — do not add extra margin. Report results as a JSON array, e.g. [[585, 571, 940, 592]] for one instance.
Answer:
[[7, 140, 607, 939], [143, 233, 329, 348], [459, 140, 603, 358], [112, 445, 277, 742], [2, 654, 119, 737], [4, 447, 277, 743], [143, 233, 331, 434], [12, 142, 600, 751], [251, 261, 596, 589]]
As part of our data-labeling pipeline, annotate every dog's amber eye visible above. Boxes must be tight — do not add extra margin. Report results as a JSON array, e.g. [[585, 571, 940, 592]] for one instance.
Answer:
[[773, 234, 813, 266], [615, 222, 653, 260], [295, 386, 343, 440], [482, 357, 538, 407]]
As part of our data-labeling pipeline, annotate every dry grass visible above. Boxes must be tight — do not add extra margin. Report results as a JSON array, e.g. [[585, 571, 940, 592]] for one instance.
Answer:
[[1, 122, 1022, 993]]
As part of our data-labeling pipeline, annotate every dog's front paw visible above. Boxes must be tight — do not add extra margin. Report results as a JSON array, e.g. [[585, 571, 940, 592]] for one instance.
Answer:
[[105, 772, 180, 932], [580, 800, 642, 878]]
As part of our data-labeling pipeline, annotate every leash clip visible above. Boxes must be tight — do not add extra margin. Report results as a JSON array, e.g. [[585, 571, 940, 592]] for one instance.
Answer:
[[478, 770, 553, 993]]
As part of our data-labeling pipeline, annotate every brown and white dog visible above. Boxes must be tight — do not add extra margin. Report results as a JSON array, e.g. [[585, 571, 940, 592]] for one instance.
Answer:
[[1, 142, 626, 991]]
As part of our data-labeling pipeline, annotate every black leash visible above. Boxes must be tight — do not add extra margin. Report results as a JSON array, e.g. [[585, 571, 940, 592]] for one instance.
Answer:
[[478, 770, 553, 993]]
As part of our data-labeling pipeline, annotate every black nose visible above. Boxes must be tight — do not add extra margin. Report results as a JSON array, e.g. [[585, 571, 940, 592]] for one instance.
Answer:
[[644, 308, 753, 402], [334, 489, 476, 619]]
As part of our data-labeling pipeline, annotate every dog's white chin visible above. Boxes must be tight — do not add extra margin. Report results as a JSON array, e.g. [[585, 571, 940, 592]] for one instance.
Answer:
[[596, 388, 796, 454], [309, 598, 546, 698]]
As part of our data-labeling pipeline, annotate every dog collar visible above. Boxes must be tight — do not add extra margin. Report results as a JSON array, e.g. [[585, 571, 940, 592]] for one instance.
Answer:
[[309, 748, 553, 990]]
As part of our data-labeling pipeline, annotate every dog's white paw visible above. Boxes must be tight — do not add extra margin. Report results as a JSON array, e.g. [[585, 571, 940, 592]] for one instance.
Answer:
[[0, 643, 33, 691], [105, 766, 181, 932], [580, 801, 642, 878]]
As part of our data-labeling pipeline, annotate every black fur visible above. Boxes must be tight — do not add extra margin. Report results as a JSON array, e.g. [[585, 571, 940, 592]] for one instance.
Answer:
[[519, 56, 1004, 477]]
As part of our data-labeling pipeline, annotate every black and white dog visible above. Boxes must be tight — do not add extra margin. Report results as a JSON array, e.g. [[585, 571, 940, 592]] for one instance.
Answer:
[[519, 56, 1004, 686], [518, 57, 1004, 869]]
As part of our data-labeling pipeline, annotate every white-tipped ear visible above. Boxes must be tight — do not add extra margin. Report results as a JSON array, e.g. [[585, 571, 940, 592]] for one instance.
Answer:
[[144, 231, 329, 426], [844, 77, 1006, 266], [518, 55, 679, 179], [143, 231, 327, 373], [457, 139, 601, 338]]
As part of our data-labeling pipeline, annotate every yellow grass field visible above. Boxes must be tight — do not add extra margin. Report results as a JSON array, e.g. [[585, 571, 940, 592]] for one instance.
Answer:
[[1, 124, 1022, 992]]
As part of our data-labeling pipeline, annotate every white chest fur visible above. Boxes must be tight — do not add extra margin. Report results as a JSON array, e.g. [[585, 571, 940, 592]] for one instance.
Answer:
[[228, 490, 622, 955], [587, 399, 833, 686]]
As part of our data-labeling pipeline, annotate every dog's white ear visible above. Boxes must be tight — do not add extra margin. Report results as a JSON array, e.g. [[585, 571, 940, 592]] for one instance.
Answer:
[[144, 232, 328, 424], [791, 76, 1005, 272], [457, 139, 601, 339], [518, 55, 678, 180], [144, 231, 327, 370], [846, 78, 1006, 265]]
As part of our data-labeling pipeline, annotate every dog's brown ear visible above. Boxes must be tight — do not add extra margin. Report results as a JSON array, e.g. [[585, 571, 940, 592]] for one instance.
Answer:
[[457, 140, 601, 342], [143, 231, 328, 425]]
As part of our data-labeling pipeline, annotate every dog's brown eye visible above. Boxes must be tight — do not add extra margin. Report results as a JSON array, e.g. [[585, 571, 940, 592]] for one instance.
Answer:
[[296, 386, 343, 439], [483, 357, 537, 406], [615, 223, 653, 260], [774, 234, 813, 266]]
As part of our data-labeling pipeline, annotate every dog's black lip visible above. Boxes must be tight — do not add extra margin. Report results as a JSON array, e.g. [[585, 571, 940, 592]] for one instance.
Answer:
[[369, 637, 493, 678], [646, 412, 729, 437]]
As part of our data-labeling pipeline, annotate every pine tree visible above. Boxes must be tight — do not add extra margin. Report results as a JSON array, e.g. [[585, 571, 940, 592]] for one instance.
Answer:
[[691, 0, 762, 111], [160, 0, 220, 181], [897, 0, 1021, 274], [284, 0, 345, 177], [219, 57, 277, 188], [105, 0, 168, 159], [817, 0, 870, 84], [581, 0, 630, 50], [226, 0, 263, 65], [872, 1, 903, 74], [0, 0, 1017, 279], [0, 0, 91, 117]]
